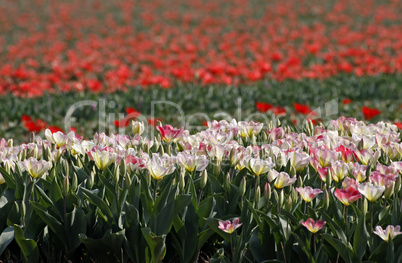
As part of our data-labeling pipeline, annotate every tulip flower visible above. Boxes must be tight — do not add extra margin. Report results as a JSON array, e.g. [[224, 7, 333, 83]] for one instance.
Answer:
[[177, 152, 209, 172], [132, 121, 145, 136], [287, 151, 311, 172], [88, 146, 117, 170], [22, 157, 52, 178], [311, 146, 340, 167], [218, 218, 242, 234], [358, 182, 385, 202], [125, 155, 146, 173], [334, 187, 361, 206], [302, 218, 326, 233], [145, 153, 176, 180], [45, 129, 74, 147], [296, 186, 322, 202], [247, 157, 274, 176], [274, 172, 296, 189], [157, 125, 184, 142], [373, 225, 402, 242], [237, 121, 263, 138], [330, 161, 349, 182]]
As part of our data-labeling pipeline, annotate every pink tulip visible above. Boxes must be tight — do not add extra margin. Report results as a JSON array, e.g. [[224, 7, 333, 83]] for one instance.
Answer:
[[296, 186, 322, 202], [218, 218, 242, 234], [374, 225, 402, 242], [274, 172, 296, 189], [156, 125, 184, 142], [334, 187, 361, 206], [302, 218, 326, 233]]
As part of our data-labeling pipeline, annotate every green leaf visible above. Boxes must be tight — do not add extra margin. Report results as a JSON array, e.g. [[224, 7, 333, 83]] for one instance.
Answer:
[[13, 224, 39, 263], [386, 239, 394, 263], [0, 167, 16, 189], [0, 226, 14, 255], [30, 201, 67, 247], [79, 229, 125, 263], [65, 207, 87, 252], [353, 212, 369, 261], [81, 187, 114, 221], [174, 194, 191, 214], [321, 233, 352, 263], [141, 227, 167, 263]]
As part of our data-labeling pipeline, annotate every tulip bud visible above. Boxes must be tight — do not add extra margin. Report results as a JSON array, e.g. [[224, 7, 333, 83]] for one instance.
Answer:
[[62, 175, 69, 197], [166, 144, 171, 155], [200, 169, 208, 189], [284, 195, 292, 212], [120, 159, 127, 178], [7, 139, 13, 148], [160, 143, 165, 155], [323, 189, 330, 210], [62, 159, 69, 178], [261, 131, 268, 143], [264, 182, 271, 201], [255, 186, 261, 206], [30, 132, 35, 143], [125, 172, 132, 187], [239, 176, 246, 196], [114, 165, 120, 184], [33, 145, 39, 159], [87, 171, 95, 189], [213, 160, 221, 176], [179, 168, 185, 192], [291, 186, 298, 203], [296, 176, 303, 188], [278, 189, 284, 208], [276, 119, 281, 127], [224, 172, 231, 192], [326, 169, 332, 188], [267, 121, 273, 131], [132, 121, 145, 136], [273, 188, 279, 203], [71, 172, 78, 191], [362, 198, 368, 215]]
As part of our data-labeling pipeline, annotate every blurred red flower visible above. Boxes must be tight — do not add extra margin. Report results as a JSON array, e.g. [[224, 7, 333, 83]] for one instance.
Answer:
[[362, 106, 381, 120]]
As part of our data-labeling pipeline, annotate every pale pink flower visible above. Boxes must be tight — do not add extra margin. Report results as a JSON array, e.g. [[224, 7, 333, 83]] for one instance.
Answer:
[[302, 218, 326, 233], [177, 152, 209, 172], [274, 172, 296, 189], [358, 182, 385, 202], [296, 186, 322, 202], [374, 225, 402, 242], [218, 218, 242, 234]]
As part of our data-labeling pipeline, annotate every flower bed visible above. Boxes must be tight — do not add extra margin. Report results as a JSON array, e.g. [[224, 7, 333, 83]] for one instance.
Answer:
[[0, 117, 401, 262], [1, 0, 402, 96]]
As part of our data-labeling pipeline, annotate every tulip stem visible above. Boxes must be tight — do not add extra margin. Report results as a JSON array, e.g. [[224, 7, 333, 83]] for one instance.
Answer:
[[343, 205, 348, 234], [370, 202, 373, 233], [313, 233, 316, 255], [230, 234, 235, 262]]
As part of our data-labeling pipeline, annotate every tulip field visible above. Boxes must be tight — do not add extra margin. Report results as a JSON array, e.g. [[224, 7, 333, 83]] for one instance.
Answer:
[[1, 0, 402, 262]]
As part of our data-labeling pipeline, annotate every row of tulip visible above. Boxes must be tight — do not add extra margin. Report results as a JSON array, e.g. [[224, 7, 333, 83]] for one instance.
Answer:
[[1, 75, 401, 143], [0, 116, 401, 262]]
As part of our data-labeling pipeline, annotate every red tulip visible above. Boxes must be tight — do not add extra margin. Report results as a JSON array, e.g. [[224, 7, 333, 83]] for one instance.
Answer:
[[362, 106, 381, 120], [256, 102, 273, 113]]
